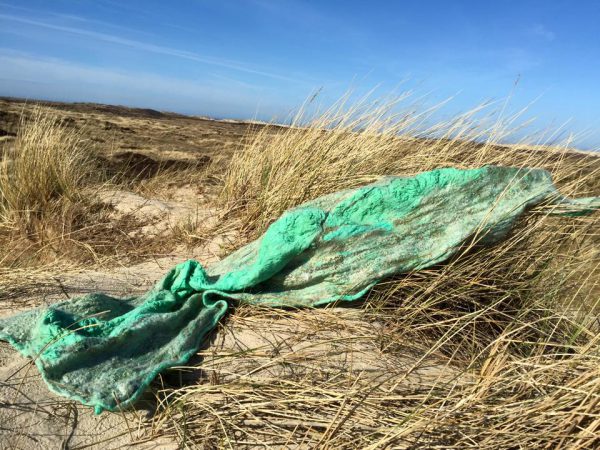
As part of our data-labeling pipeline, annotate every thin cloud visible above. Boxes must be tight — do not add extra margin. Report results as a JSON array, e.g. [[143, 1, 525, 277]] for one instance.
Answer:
[[0, 50, 234, 93], [0, 13, 304, 83], [530, 24, 555, 41], [0, 2, 153, 36], [0, 50, 290, 118]]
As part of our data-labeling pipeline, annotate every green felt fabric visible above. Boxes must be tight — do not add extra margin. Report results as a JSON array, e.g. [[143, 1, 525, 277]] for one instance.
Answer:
[[0, 165, 597, 413]]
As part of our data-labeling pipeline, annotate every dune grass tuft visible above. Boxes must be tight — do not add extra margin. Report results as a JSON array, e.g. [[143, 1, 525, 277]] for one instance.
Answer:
[[221, 93, 598, 239], [0, 108, 94, 236], [0, 108, 173, 271], [139, 93, 600, 448]]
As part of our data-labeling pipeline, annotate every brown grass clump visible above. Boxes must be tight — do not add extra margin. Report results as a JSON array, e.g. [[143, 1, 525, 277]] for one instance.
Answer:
[[0, 110, 159, 274], [0, 108, 107, 269], [141, 93, 600, 448], [0, 108, 93, 234], [148, 315, 600, 448]]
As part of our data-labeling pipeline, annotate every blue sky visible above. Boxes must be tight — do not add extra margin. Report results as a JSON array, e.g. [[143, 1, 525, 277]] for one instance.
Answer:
[[1, 0, 599, 148]]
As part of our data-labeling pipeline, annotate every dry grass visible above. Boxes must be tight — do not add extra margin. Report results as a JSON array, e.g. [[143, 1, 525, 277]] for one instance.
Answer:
[[141, 93, 600, 448], [0, 98, 598, 448], [0, 108, 104, 270], [221, 93, 598, 238], [0, 108, 176, 274], [0, 108, 93, 233]]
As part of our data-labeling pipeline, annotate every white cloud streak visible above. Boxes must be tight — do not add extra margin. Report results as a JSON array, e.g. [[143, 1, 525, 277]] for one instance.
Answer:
[[0, 50, 292, 118], [0, 13, 303, 83]]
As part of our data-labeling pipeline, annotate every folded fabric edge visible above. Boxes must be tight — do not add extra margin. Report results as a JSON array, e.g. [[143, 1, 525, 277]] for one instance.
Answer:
[[1, 296, 228, 415]]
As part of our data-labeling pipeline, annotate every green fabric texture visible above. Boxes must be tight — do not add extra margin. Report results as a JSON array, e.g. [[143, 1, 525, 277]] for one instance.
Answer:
[[0, 165, 597, 414]]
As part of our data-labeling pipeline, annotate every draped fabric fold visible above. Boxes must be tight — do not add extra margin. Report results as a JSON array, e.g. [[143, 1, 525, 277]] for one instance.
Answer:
[[1, 165, 597, 413]]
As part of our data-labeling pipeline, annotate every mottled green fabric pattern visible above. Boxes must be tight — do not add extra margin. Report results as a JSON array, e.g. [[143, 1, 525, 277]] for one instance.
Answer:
[[0, 165, 597, 413]]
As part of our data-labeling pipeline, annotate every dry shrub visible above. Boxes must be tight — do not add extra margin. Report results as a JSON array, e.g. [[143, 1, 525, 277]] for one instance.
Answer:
[[142, 93, 600, 448]]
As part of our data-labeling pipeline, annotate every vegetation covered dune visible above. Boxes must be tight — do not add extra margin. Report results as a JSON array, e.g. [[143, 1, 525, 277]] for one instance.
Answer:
[[0, 95, 598, 449]]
